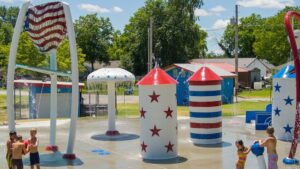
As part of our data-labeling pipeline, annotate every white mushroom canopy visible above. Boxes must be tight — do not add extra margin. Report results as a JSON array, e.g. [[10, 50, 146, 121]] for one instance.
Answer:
[[87, 68, 135, 84]]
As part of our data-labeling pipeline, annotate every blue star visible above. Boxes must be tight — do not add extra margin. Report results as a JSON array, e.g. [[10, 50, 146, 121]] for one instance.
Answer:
[[284, 96, 294, 105], [274, 83, 281, 92], [283, 124, 293, 133], [274, 107, 281, 116]]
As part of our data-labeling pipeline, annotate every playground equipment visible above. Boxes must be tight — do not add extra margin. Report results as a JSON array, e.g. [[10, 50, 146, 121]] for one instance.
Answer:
[[245, 104, 272, 130], [137, 67, 178, 160], [283, 11, 300, 164], [7, 1, 79, 159], [272, 65, 297, 141], [87, 68, 135, 136], [188, 66, 222, 145], [251, 141, 267, 169]]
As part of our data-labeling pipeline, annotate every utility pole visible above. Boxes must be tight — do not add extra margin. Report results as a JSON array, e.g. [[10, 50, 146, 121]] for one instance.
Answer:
[[234, 4, 239, 103], [148, 18, 153, 72]]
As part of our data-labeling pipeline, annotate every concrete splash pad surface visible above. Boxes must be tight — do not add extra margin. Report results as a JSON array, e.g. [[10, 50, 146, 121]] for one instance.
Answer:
[[1, 117, 300, 169]]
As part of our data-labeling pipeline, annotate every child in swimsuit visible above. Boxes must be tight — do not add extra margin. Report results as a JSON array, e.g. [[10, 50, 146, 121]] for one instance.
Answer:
[[259, 126, 278, 169], [28, 128, 40, 169], [235, 139, 251, 169], [6, 131, 16, 169]]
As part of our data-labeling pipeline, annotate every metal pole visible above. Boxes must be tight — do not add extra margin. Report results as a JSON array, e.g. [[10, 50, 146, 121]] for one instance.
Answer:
[[150, 17, 153, 70], [49, 50, 58, 150], [235, 4, 239, 103], [147, 17, 153, 72]]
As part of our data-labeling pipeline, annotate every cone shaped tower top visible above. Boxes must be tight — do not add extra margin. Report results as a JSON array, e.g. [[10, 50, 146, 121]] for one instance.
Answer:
[[137, 67, 177, 86], [188, 66, 222, 85]]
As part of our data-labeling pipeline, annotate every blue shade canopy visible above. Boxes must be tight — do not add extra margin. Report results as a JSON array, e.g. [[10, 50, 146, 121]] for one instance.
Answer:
[[273, 65, 295, 78]]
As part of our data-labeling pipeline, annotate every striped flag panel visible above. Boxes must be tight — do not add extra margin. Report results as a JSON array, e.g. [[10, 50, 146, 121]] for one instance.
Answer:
[[24, 1, 67, 53]]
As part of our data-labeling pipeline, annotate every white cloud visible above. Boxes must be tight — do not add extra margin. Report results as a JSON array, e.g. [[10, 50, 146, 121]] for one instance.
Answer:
[[78, 3, 110, 13], [195, 5, 226, 17], [210, 5, 226, 13], [212, 19, 229, 29], [194, 8, 209, 16], [113, 6, 123, 13], [0, 0, 14, 3], [237, 0, 294, 9]]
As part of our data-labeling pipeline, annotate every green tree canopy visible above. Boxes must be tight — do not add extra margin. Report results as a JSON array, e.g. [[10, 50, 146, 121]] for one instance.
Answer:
[[113, 0, 206, 75], [253, 7, 300, 65], [74, 14, 114, 71], [219, 14, 264, 58], [220, 7, 300, 66], [14, 33, 85, 77]]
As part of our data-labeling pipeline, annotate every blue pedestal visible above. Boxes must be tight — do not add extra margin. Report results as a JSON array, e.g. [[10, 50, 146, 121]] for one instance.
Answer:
[[283, 157, 299, 165]]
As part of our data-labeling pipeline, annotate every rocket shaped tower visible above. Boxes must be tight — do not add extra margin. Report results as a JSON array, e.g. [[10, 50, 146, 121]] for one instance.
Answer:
[[188, 66, 223, 145], [137, 68, 178, 160]]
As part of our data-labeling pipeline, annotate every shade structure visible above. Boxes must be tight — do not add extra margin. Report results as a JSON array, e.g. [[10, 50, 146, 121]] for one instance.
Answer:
[[138, 67, 178, 160], [87, 68, 135, 136], [272, 65, 298, 141], [188, 66, 223, 145], [87, 68, 135, 83]]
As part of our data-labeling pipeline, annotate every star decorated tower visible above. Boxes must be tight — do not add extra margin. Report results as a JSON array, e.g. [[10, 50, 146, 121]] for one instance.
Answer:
[[272, 65, 297, 141], [137, 67, 178, 160], [188, 66, 223, 145]]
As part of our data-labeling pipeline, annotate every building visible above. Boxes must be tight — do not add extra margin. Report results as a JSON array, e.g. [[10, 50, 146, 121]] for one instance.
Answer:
[[190, 58, 275, 80], [14, 80, 85, 118], [165, 63, 236, 106], [203, 63, 251, 87]]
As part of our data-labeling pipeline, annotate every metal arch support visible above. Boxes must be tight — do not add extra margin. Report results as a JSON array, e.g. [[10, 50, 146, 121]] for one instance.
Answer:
[[62, 2, 79, 159], [284, 11, 300, 163], [6, 1, 31, 132]]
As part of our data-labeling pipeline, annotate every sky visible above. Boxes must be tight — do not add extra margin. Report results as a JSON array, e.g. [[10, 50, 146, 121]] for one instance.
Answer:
[[1, 0, 300, 54]]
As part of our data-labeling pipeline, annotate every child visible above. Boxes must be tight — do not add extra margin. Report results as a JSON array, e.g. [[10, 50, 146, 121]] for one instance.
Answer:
[[6, 131, 16, 169], [28, 128, 40, 169], [235, 139, 251, 169], [259, 126, 278, 169], [12, 135, 27, 169]]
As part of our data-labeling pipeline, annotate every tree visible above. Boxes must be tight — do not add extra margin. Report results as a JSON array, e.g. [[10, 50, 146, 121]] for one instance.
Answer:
[[108, 30, 122, 60], [253, 7, 300, 65], [15, 32, 85, 77], [0, 6, 19, 26], [219, 14, 264, 58], [74, 14, 114, 71], [114, 0, 206, 75], [56, 39, 86, 73]]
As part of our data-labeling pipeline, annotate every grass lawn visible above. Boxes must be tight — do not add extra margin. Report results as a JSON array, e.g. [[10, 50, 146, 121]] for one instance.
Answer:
[[0, 97, 271, 123], [81, 86, 139, 96], [238, 88, 272, 99], [115, 101, 271, 118]]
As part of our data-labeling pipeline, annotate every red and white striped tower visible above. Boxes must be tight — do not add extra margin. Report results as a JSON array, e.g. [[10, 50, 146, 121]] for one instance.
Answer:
[[188, 66, 223, 145], [137, 67, 178, 160]]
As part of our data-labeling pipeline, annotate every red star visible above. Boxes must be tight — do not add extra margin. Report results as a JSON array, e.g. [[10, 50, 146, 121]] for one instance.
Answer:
[[149, 91, 160, 103], [150, 125, 161, 137], [141, 141, 147, 152], [165, 141, 174, 153], [164, 107, 173, 118], [140, 108, 146, 118]]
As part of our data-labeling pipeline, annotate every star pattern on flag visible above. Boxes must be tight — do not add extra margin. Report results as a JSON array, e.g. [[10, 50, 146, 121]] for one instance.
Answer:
[[150, 125, 161, 137], [165, 141, 174, 153], [140, 108, 146, 118], [141, 141, 147, 152], [149, 91, 160, 103], [284, 96, 294, 105], [274, 83, 281, 92], [284, 124, 293, 133], [164, 107, 173, 118], [274, 107, 281, 116]]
